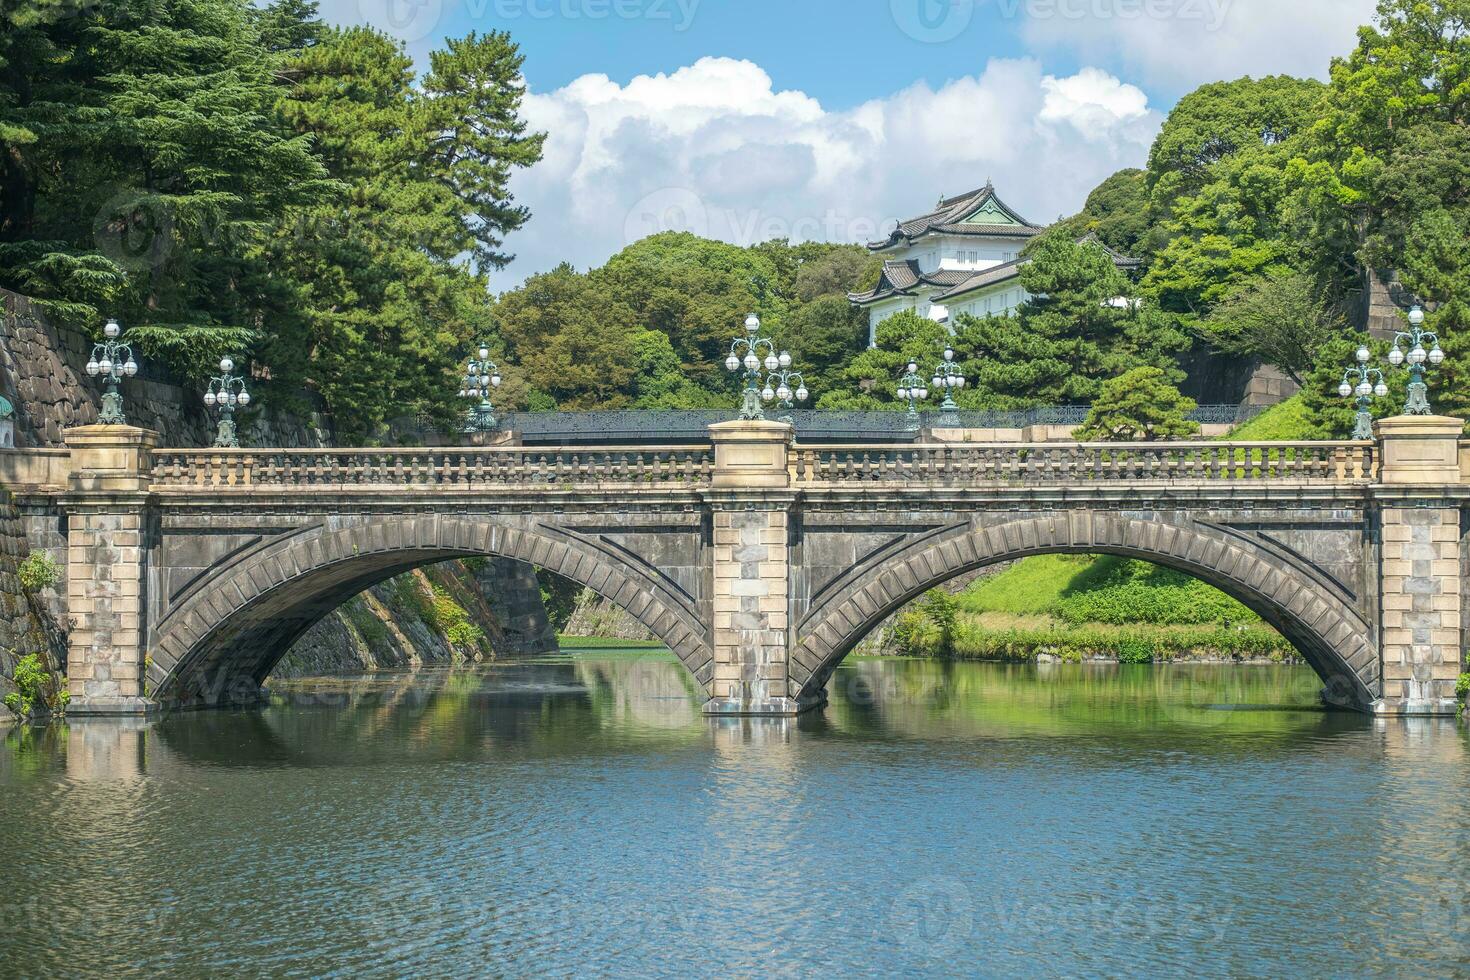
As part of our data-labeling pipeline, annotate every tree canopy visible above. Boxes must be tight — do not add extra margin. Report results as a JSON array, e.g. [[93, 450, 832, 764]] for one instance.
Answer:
[[0, 0, 543, 439]]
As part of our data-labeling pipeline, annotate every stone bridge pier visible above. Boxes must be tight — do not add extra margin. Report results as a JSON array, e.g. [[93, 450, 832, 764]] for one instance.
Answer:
[[28, 414, 1470, 720]]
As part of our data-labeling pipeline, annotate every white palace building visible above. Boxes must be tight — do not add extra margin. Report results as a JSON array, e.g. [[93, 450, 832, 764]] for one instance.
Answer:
[[848, 182, 1139, 346]]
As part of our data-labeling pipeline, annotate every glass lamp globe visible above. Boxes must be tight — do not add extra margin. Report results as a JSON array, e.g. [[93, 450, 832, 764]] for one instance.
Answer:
[[239, 391, 251, 406], [1410, 346, 1427, 365], [917, 387, 929, 400], [1355, 346, 1370, 364], [779, 351, 791, 369], [1338, 382, 1353, 398], [763, 354, 778, 372], [220, 357, 234, 373], [795, 386, 808, 402], [897, 387, 910, 401], [86, 360, 99, 376], [1429, 346, 1445, 365], [204, 390, 217, 406], [907, 362, 919, 375], [955, 376, 966, 389], [777, 385, 791, 401], [98, 358, 112, 376], [761, 386, 775, 402], [491, 373, 502, 387], [944, 348, 955, 362], [123, 359, 137, 377], [744, 353, 759, 372], [226, 393, 237, 406], [1388, 347, 1405, 366], [458, 388, 467, 398], [104, 319, 120, 339], [1374, 383, 1388, 398], [1409, 305, 1425, 327], [725, 354, 740, 372], [479, 346, 490, 361], [744, 314, 760, 334], [1356, 381, 1372, 398]]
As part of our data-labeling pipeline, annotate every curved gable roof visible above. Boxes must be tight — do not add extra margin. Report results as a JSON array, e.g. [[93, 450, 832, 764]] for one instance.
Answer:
[[869, 183, 1045, 251]]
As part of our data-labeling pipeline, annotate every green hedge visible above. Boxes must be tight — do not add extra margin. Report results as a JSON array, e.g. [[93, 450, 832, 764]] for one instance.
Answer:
[[933, 619, 1294, 663], [1052, 559, 1256, 626]]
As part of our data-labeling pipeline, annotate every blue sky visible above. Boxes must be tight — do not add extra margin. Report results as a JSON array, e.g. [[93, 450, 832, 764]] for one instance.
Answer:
[[320, 0, 1378, 284], [439, 1, 1078, 108]]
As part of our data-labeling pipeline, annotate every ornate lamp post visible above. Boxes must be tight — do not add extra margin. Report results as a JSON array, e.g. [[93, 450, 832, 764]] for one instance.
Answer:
[[204, 356, 251, 448], [763, 365, 810, 424], [896, 361, 929, 431], [1387, 305, 1445, 415], [930, 346, 966, 427], [459, 344, 502, 432], [724, 314, 789, 422], [1338, 344, 1388, 440], [84, 317, 138, 425]]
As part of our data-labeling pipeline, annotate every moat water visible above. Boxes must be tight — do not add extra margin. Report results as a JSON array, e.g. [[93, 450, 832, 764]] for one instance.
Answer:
[[2, 651, 1468, 977]]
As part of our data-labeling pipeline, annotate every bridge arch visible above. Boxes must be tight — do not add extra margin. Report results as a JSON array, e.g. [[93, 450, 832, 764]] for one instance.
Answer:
[[794, 513, 1380, 711], [147, 516, 711, 708]]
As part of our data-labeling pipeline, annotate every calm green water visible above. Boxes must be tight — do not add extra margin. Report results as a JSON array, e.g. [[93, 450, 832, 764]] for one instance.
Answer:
[[2, 652, 1469, 977]]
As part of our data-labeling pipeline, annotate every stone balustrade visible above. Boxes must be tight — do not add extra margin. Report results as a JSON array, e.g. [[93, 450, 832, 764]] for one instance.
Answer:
[[132, 440, 1381, 492], [148, 446, 717, 490], [789, 441, 1377, 487]]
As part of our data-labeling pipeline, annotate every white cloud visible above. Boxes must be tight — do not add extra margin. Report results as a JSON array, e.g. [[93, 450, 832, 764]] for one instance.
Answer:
[[497, 56, 1162, 285], [1016, 0, 1378, 89]]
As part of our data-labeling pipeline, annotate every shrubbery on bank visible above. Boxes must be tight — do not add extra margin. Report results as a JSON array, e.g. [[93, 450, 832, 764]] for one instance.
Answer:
[[894, 554, 1296, 663]]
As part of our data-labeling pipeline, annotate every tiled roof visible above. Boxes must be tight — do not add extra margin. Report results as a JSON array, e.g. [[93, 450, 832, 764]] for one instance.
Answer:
[[930, 259, 1026, 301], [847, 261, 973, 305], [869, 183, 1044, 251]]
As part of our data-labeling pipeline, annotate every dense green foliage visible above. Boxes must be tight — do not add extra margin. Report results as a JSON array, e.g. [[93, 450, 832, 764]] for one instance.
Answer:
[[1050, 558, 1256, 626], [1073, 367, 1199, 442], [1100, 2, 1470, 435], [1224, 395, 1315, 441], [493, 234, 877, 411], [15, 552, 59, 592], [0, 0, 542, 438], [2, 653, 60, 717]]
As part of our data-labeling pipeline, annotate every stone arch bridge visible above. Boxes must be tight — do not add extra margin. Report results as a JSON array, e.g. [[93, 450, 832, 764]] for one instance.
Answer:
[[3, 416, 1467, 718]]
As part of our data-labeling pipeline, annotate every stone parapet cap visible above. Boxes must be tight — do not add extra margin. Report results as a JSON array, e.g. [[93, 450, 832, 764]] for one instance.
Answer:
[[63, 424, 161, 450], [1375, 414, 1467, 486], [64, 424, 161, 492], [709, 419, 793, 489], [1373, 414, 1466, 439]]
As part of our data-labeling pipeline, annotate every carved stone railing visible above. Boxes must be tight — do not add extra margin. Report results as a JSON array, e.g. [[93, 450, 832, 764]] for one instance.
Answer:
[[146, 441, 1381, 493], [790, 442, 1378, 487], [149, 447, 717, 490]]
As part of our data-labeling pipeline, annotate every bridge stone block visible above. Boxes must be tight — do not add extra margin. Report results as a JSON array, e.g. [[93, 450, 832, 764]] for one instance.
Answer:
[[1378, 504, 1463, 713]]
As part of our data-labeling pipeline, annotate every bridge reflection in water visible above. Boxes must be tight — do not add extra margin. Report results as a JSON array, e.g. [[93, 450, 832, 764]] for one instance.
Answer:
[[3, 654, 1468, 976]]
